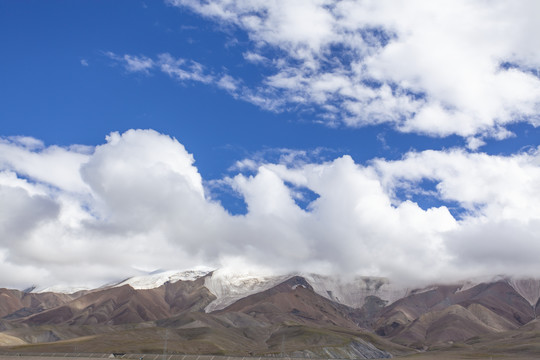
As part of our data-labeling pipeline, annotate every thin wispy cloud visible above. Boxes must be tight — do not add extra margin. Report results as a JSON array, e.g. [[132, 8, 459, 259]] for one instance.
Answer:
[[106, 51, 217, 84], [105, 51, 288, 110], [105, 52, 155, 74]]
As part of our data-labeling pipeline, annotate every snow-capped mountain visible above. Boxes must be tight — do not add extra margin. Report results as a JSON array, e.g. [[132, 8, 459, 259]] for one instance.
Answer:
[[113, 268, 213, 290], [3, 268, 540, 358], [201, 270, 410, 312], [302, 273, 409, 308], [99, 268, 408, 312], [35, 285, 91, 294], [203, 269, 291, 312], [29, 269, 540, 315]]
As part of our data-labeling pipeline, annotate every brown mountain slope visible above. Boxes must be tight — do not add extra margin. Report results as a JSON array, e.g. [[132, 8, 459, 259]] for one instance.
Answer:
[[375, 280, 535, 348], [21, 276, 215, 326], [374, 285, 461, 337], [163, 276, 216, 314], [392, 303, 519, 348], [413, 318, 540, 358], [23, 285, 169, 325], [216, 276, 360, 329], [2, 276, 540, 358], [4, 277, 406, 358], [0, 333, 26, 346], [0, 288, 80, 319], [449, 281, 535, 326]]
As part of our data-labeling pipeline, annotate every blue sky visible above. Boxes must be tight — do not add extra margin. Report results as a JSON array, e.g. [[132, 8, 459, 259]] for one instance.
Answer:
[[1, 0, 540, 288], [0, 1, 466, 178]]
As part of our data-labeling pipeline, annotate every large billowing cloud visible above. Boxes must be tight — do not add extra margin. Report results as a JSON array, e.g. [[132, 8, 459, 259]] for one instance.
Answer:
[[1, 129, 540, 288], [159, 0, 540, 145]]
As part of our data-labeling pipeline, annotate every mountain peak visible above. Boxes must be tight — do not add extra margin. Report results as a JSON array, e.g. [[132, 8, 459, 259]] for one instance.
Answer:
[[113, 268, 214, 290]]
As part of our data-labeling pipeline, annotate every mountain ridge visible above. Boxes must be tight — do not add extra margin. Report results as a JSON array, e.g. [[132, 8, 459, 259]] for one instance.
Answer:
[[1, 269, 539, 358]]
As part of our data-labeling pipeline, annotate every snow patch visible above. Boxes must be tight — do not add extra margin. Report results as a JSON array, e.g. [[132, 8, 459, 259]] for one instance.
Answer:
[[507, 278, 540, 307], [457, 275, 510, 293], [204, 271, 409, 311], [204, 269, 290, 312], [302, 273, 408, 308], [409, 286, 439, 295], [35, 285, 90, 294], [114, 268, 213, 290]]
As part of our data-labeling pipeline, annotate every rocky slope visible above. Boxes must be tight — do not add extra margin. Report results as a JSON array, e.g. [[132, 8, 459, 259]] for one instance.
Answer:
[[20, 276, 214, 326], [0, 288, 81, 320]]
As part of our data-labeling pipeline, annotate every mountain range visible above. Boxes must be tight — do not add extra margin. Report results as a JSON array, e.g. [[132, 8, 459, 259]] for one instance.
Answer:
[[1, 269, 540, 359]]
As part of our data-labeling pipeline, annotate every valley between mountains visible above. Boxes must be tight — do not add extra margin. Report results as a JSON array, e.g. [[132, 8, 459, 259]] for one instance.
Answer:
[[1, 270, 540, 359]]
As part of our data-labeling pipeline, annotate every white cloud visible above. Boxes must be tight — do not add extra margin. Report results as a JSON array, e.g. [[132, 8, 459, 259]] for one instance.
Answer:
[[166, 0, 540, 140], [243, 51, 267, 64], [105, 52, 155, 74], [0, 137, 91, 193], [466, 137, 486, 151], [1, 130, 540, 288], [106, 51, 219, 85], [0, 130, 228, 288], [7, 136, 44, 150], [373, 148, 540, 223], [157, 53, 213, 83], [217, 74, 239, 92], [123, 54, 154, 73]]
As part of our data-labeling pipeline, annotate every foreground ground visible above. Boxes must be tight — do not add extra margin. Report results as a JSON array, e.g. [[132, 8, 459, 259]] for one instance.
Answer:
[[1, 353, 540, 360]]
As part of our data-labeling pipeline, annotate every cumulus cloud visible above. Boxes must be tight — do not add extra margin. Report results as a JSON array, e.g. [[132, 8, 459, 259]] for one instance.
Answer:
[[373, 148, 540, 222], [1, 130, 540, 288], [0, 137, 91, 193], [164, 0, 540, 141]]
